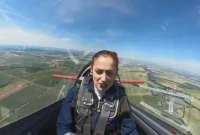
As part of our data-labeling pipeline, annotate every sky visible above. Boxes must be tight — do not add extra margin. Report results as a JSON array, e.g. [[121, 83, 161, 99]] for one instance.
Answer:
[[0, 0, 200, 75]]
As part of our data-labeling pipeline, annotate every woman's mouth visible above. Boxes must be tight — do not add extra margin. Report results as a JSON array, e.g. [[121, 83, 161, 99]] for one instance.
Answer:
[[99, 83, 107, 88]]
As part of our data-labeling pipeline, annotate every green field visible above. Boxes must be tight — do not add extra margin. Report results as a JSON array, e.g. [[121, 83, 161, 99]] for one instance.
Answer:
[[0, 51, 84, 127], [0, 72, 16, 88]]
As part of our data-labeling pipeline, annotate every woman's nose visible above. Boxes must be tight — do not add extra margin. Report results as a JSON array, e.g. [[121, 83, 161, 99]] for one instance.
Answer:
[[101, 72, 107, 81]]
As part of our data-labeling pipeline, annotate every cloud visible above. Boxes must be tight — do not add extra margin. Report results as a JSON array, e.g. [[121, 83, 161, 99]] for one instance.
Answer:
[[0, 7, 12, 24], [0, 26, 83, 49], [161, 23, 168, 32], [55, 0, 133, 24], [56, 0, 132, 14], [149, 57, 200, 75], [0, 1, 30, 26], [96, 0, 131, 15], [197, 5, 200, 15]]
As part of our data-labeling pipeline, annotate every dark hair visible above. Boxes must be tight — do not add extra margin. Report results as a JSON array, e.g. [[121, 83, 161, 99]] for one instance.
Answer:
[[91, 50, 119, 70]]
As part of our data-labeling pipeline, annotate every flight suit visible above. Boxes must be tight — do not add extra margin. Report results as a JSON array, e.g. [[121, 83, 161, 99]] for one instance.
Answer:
[[57, 81, 139, 135]]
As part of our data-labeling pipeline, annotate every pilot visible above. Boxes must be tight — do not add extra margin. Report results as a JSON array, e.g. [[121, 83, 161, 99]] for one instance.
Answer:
[[57, 50, 139, 135]]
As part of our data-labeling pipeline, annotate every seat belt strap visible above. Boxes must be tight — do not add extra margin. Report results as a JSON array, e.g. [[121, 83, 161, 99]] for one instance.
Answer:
[[83, 110, 91, 135], [93, 102, 113, 135]]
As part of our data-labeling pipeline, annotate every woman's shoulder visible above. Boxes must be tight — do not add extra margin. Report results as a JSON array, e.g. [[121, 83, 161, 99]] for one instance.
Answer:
[[113, 83, 126, 97]]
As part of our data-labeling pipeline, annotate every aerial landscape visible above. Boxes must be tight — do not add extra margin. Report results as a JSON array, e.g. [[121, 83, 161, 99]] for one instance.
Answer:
[[0, 46, 199, 134]]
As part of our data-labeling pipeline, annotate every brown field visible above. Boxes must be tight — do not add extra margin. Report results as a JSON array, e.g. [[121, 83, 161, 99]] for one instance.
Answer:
[[0, 80, 31, 100]]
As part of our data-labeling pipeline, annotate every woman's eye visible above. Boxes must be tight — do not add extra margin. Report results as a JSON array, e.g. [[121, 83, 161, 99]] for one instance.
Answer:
[[96, 69, 103, 75], [106, 71, 113, 76]]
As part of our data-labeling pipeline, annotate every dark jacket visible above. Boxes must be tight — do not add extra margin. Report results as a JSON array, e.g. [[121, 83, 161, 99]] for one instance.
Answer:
[[57, 82, 139, 135]]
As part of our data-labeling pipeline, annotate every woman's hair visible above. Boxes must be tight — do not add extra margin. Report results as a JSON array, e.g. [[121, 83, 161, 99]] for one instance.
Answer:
[[91, 50, 119, 70]]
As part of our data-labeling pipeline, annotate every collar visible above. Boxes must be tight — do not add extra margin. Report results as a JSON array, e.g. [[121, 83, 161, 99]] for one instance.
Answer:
[[87, 80, 117, 101], [94, 85, 105, 100]]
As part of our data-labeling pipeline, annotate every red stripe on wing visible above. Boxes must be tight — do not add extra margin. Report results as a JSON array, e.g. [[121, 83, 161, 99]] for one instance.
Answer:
[[51, 74, 144, 84]]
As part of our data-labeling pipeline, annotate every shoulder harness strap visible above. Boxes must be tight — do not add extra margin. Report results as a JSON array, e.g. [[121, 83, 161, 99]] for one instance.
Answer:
[[73, 64, 93, 135], [94, 83, 128, 135]]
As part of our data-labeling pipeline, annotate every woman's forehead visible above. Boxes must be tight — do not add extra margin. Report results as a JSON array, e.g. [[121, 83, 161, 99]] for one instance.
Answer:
[[93, 56, 114, 65], [92, 56, 117, 70]]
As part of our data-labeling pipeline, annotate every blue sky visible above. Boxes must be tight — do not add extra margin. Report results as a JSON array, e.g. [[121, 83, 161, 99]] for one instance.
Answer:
[[0, 0, 200, 74]]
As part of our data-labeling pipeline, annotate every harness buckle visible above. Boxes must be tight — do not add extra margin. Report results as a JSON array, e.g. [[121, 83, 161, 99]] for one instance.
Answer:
[[102, 100, 119, 119], [97, 101, 104, 112], [102, 101, 115, 111], [81, 97, 93, 106]]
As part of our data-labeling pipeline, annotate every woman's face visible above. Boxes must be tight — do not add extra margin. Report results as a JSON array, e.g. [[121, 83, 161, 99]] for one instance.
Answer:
[[91, 55, 117, 91]]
